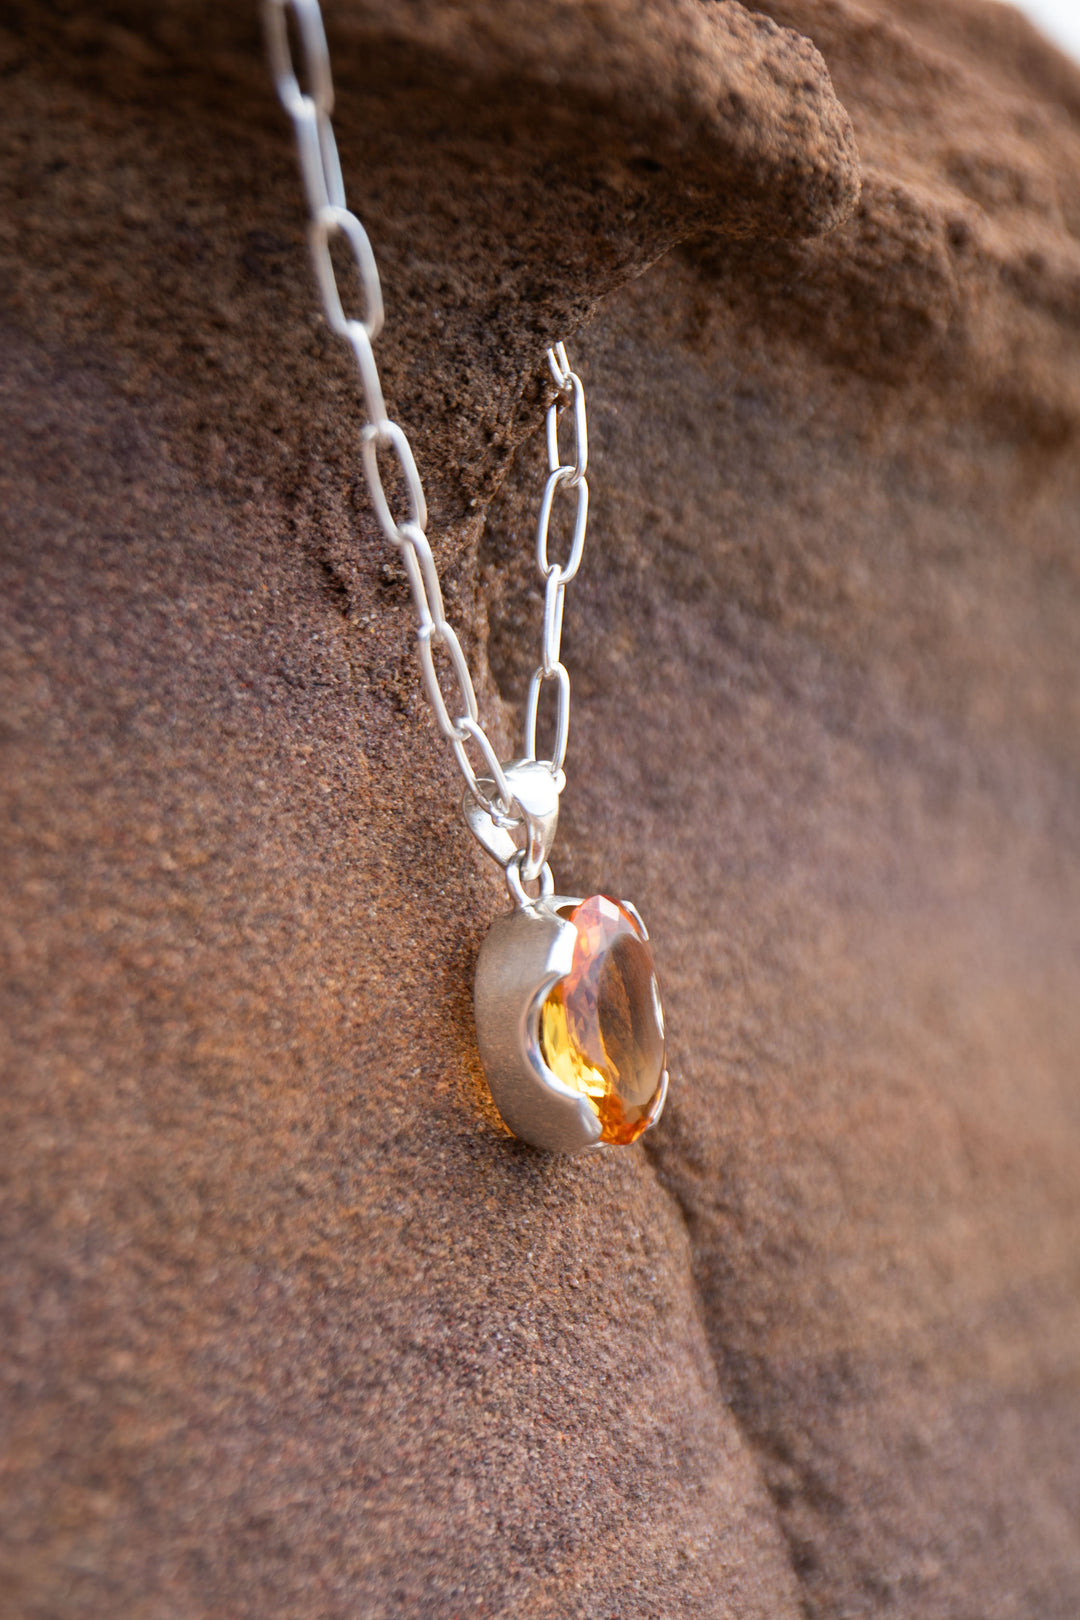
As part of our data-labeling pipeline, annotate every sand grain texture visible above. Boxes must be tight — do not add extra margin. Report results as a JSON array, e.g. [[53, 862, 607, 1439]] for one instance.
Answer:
[[2, 2, 1079, 1616]]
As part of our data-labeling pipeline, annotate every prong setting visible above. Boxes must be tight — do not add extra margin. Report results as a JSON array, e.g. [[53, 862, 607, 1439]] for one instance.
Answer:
[[475, 894, 667, 1153]]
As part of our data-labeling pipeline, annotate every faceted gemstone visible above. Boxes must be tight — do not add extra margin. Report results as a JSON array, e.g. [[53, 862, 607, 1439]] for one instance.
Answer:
[[539, 894, 666, 1146]]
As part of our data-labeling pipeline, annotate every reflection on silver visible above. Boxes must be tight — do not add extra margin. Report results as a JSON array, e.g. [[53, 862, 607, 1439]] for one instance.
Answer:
[[474, 895, 669, 1154], [463, 761, 560, 886], [474, 895, 601, 1153]]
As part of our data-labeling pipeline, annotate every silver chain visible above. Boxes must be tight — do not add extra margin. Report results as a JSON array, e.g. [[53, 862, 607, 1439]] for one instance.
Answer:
[[263, 0, 589, 834]]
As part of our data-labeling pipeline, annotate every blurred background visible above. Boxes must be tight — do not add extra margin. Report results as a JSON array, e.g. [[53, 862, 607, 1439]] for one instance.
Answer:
[[1012, 0, 1080, 59]]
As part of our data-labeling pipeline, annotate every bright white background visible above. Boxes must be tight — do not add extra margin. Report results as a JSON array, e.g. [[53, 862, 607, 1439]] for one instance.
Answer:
[[1010, 0, 1080, 62]]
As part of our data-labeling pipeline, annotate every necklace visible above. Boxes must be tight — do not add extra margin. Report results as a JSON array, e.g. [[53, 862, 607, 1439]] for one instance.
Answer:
[[265, 0, 668, 1152]]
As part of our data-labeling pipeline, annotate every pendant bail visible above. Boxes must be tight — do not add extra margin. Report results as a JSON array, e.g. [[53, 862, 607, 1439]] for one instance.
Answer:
[[463, 757, 560, 884]]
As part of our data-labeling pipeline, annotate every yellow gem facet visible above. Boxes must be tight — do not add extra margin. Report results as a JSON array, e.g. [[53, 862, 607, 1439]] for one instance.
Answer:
[[539, 895, 666, 1145]]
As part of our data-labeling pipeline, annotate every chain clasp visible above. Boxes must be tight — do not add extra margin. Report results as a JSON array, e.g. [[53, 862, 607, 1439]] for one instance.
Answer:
[[463, 758, 561, 895]]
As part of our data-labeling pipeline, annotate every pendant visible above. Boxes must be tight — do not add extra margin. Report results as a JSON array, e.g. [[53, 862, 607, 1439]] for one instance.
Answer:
[[465, 763, 668, 1153]]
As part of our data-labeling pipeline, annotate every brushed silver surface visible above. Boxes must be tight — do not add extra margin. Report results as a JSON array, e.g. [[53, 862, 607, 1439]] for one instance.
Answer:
[[473, 897, 603, 1153]]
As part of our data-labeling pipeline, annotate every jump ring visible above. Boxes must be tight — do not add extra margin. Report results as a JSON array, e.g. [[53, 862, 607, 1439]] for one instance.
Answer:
[[505, 849, 555, 908]]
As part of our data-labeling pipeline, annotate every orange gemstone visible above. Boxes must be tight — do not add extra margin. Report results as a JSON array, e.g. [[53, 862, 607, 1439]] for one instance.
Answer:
[[539, 895, 666, 1145]]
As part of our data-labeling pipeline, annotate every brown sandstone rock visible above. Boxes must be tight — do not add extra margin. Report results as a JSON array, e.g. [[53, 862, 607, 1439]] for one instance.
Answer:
[[1, 2, 1078, 1616]]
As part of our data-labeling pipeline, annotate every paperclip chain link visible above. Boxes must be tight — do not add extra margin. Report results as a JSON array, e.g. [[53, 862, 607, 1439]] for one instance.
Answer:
[[263, 0, 590, 820]]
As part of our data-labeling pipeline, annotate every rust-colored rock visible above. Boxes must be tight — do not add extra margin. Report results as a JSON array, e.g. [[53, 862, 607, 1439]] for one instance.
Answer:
[[2, 1, 1079, 1617]]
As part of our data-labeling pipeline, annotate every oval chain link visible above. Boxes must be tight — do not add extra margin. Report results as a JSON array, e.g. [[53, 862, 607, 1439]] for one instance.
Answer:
[[264, 0, 590, 822]]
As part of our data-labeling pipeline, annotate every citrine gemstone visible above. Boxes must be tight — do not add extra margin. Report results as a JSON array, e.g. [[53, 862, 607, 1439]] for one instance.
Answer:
[[539, 894, 666, 1146]]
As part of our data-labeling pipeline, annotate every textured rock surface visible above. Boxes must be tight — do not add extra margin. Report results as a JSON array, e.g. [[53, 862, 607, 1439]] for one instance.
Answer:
[[2, 1, 1078, 1616]]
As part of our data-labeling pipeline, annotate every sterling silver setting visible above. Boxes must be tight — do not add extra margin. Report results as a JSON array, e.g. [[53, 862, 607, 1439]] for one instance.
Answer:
[[473, 894, 669, 1155]]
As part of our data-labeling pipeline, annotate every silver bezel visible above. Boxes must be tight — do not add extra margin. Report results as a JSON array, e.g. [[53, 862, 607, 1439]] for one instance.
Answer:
[[473, 896, 669, 1154]]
